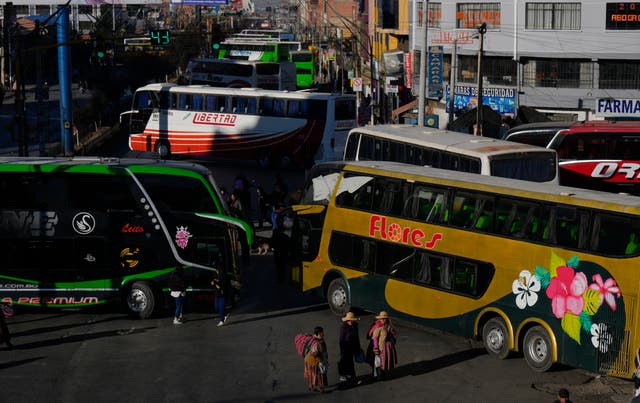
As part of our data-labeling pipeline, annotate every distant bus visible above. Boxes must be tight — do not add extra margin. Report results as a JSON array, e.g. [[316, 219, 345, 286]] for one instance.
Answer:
[[287, 159, 640, 378], [237, 29, 295, 41], [121, 84, 357, 167], [289, 50, 314, 89], [0, 157, 252, 319], [185, 58, 297, 91], [344, 125, 559, 183], [123, 37, 164, 55], [506, 120, 640, 194], [218, 40, 301, 62]]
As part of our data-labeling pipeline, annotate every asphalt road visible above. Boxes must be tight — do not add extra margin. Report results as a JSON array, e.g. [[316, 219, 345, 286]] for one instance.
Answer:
[[0, 253, 634, 402]]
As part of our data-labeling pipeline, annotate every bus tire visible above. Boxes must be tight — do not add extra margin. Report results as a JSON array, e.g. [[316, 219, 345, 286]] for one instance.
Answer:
[[327, 278, 350, 316], [154, 141, 171, 159], [523, 326, 554, 372], [482, 317, 510, 359], [126, 281, 156, 319], [257, 151, 272, 168]]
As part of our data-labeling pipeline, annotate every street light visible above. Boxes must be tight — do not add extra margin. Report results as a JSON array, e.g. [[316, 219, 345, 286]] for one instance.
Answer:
[[475, 22, 487, 136]]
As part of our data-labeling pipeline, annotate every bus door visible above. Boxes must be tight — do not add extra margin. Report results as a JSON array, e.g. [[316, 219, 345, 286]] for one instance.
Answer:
[[286, 205, 327, 292], [156, 210, 252, 303]]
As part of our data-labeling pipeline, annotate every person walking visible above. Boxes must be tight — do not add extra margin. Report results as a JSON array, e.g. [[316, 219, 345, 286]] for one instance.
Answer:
[[168, 267, 187, 325], [366, 311, 397, 380], [304, 326, 328, 393], [212, 268, 228, 327], [338, 311, 362, 385]]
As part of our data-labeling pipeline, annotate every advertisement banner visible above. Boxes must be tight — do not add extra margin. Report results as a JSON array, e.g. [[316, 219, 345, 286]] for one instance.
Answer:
[[404, 52, 412, 89], [596, 98, 640, 117], [445, 84, 517, 115], [428, 46, 443, 99]]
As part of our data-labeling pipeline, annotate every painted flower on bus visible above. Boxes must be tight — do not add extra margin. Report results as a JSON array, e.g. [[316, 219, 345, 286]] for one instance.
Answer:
[[512, 251, 621, 349], [512, 270, 541, 309]]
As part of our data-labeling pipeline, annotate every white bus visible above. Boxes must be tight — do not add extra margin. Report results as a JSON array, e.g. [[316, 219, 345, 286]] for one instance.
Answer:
[[121, 84, 357, 167], [344, 125, 559, 183], [185, 58, 297, 91]]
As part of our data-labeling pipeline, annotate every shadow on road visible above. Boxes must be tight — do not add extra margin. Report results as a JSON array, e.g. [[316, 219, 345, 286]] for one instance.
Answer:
[[11, 314, 131, 338], [0, 357, 47, 370], [8, 326, 154, 350]]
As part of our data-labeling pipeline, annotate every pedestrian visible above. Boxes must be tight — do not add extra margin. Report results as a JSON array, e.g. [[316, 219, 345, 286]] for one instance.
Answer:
[[272, 173, 288, 205], [0, 302, 12, 349], [255, 186, 270, 228], [304, 326, 328, 393], [211, 268, 229, 327], [366, 311, 397, 380], [338, 311, 362, 384], [553, 387, 573, 403], [230, 191, 251, 264], [168, 267, 186, 325]]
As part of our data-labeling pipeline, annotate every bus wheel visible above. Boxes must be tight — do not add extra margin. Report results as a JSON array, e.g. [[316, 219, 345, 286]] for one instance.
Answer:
[[126, 281, 155, 319], [327, 278, 350, 316], [154, 141, 171, 159], [482, 317, 510, 359], [257, 151, 272, 168], [523, 326, 554, 372]]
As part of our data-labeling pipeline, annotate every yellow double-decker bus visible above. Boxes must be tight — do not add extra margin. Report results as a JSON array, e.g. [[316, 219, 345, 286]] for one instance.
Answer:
[[287, 160, 640, 377]]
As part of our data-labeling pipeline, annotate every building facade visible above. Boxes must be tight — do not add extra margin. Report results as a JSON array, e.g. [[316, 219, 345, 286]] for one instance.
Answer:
[[405, 1, 640, 122]]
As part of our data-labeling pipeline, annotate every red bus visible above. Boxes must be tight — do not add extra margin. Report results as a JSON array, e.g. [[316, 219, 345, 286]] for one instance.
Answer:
[[507, 120, 640, 194]]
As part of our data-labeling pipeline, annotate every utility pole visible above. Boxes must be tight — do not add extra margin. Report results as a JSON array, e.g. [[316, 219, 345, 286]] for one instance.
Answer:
[[475, 22, 487, 136], [447, 38, 457, 129], [417, 0, 428, 127]]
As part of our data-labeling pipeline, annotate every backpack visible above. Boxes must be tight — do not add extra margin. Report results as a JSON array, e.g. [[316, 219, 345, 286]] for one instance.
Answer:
[[294, 333, 317, 357]]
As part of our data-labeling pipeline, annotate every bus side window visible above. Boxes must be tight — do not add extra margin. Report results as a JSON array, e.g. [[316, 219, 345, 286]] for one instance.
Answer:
[[178, 94, 189, 110], [450, 193, 477, 228], [205, 95, 216, 112], [593, 213, 637, 255], [261, 98, 273, 115], [453, 259, 476, 295], [192, 94, 203, 111], [246, 98, 257, 114]]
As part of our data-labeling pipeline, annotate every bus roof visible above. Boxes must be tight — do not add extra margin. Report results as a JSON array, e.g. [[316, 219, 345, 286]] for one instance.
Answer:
[[561, 120, 640, 133], [134, 83, 355, 100], [0, 156, 213, 176], [351, 124, 556, 158], [319, 160, 640, 210]]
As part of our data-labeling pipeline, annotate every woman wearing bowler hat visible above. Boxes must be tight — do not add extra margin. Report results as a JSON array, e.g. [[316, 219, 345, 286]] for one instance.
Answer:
[[338, 311, 362, 384], [366, 311, 397, 380]]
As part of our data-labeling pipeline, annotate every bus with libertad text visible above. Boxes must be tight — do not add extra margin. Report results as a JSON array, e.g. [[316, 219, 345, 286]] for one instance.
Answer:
[[185, 58, 297, 91], [287, 159, 640, 378], [0, 157, 252, 319], [345, 125, 559, 183], [121, 84, 357, 167]]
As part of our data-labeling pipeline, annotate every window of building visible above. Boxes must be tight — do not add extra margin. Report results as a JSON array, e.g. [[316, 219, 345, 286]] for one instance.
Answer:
[[36, 5, 50, 15], [525, 3, 581, 30], [380, 0, 398, 29], [599, 60, 640, 90], [456, 3, 501, 29], [417, 1, 441, 28], [78, 5, 93, 14], [15, 5, 29, 15], [521, 58, 593, 88]]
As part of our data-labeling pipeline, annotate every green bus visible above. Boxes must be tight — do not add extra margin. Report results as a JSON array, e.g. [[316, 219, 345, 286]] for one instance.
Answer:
[[289, 50, 315, 89], [218, 40, 300, 62], [0, 157, 252, 319]]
